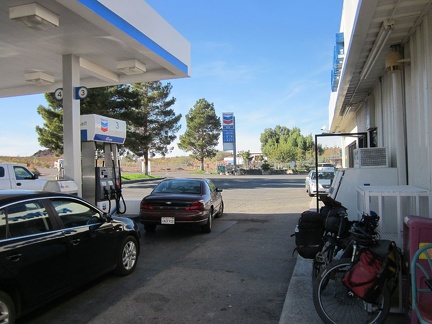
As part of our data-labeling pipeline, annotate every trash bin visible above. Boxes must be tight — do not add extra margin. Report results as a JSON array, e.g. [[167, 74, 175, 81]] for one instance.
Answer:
[[403, 215, 432, 323]]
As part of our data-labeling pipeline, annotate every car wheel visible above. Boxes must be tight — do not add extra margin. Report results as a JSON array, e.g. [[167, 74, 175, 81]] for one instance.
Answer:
[[114, 236, 138, 276], [144, 224, 157, 232], [215, 201, 224, 218], [0, 291, 15, 324], [201, 210, 212, 234]]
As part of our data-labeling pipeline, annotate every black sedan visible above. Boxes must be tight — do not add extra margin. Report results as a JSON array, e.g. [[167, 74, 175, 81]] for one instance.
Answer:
[[0, 190, 140, 323], [139, 178, 224, 233]]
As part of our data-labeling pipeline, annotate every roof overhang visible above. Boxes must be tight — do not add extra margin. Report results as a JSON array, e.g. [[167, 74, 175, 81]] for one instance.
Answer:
[[0, 0, 191, 98], [331, 0, 431, 132]]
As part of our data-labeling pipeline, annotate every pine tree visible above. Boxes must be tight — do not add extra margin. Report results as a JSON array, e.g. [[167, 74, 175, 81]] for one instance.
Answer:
[[124, 82, 181, 175], [35, 94, 63, 156], [35, 82, 181, 174], [178, 98, 221, 171]]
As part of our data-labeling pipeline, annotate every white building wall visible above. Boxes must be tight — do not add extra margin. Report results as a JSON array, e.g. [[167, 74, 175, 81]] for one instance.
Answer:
[[352, 10, 432, 191], [331, 1, 432, 218], [404, 13, 432, 190], [340, 0, 359, 54]]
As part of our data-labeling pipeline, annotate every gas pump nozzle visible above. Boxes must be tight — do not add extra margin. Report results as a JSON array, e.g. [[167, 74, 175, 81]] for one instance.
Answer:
[[108, 180, 116, 200]]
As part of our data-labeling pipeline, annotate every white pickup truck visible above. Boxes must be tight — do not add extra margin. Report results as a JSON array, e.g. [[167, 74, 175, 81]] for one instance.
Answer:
[[0, 163, 48, 190]]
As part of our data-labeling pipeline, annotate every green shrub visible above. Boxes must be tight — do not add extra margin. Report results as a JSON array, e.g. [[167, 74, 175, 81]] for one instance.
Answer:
[[261, 163, 271, 171]]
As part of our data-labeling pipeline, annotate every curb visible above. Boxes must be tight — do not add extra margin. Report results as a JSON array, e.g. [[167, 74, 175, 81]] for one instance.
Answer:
[[279, 256, 322, 323]]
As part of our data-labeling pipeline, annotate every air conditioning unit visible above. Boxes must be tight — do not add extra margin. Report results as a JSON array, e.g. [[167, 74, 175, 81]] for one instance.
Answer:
[[354, 147, 388, 168]]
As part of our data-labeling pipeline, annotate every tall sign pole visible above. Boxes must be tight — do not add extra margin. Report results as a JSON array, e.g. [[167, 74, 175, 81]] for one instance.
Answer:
[[233, 116, 237, 172], [222, 112, 236, 171]]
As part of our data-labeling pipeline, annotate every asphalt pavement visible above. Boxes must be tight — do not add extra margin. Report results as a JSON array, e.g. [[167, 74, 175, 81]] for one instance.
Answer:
[[37, 169, 409, 323], [146, 172, 408, 323], [25, 171, 300, 323]]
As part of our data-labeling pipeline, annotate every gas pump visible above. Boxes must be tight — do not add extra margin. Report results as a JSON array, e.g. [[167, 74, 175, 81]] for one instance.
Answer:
[[81, 114, 127, 214], [55, 159, 64, 180]]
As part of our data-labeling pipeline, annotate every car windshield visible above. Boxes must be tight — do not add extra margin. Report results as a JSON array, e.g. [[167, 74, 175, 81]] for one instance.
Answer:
[[311, 172, 334, 180], [319, 163, 334, 168], [153, 180, 202, 194]]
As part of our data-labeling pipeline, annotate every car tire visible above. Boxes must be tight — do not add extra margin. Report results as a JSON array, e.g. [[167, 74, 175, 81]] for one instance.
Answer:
[[215, 201, 224, 218], [114, 236, 138, 276], [0, 291, 15, 324], [201, 210, 212, 234], [144, 224, 157, 232]]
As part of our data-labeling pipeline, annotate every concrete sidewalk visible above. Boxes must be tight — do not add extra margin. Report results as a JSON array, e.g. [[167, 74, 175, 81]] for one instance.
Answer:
[[279, 257, 322, 323], [279, 257, 407, 324]]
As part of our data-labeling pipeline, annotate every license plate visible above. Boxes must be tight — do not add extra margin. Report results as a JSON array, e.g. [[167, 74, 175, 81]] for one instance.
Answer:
[[161, 217, 175, 224]]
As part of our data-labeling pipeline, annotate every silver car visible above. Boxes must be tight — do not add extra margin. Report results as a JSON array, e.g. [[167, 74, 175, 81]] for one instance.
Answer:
[[305, 170, 335, 196]]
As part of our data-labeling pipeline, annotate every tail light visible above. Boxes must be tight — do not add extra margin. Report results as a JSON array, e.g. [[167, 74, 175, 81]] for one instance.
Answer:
[[140, 199, 153, 210], [186, 200, 205, 211]]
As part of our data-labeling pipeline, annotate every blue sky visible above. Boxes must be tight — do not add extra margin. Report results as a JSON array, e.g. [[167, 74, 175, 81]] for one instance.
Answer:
[[0, 0, 343, 157]]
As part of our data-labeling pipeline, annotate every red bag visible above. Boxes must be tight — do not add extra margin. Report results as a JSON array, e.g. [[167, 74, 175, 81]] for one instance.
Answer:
[[342, 249, 385, 303]]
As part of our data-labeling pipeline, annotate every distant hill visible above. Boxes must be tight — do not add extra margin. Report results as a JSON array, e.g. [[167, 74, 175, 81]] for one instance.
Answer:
[[31, 150, 59, 158], [0, 152, 211, 173]]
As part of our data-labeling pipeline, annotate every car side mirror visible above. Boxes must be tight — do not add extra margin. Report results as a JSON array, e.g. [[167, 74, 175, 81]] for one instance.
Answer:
[[217, 188, 223, 192]]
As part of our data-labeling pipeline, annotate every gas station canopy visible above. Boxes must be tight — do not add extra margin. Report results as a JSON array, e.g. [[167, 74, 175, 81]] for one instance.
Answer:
[[0, 0, 191, 98], [0, 0, 191, 197]]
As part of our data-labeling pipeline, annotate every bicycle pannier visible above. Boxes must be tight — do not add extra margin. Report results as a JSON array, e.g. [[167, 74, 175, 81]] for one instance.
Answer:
[[324, 208, 349, 233], [342, 249, 386, 303], [293, 210, 324, 259]]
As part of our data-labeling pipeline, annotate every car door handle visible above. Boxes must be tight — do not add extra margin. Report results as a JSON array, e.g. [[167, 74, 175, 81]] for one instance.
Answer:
[[70, 239, 80, 246], [5, 254, 22, 262], [16, 182, 22, 186]]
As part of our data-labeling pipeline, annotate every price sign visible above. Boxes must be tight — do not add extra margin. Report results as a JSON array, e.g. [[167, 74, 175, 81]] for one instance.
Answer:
[[223, 129, 235, 143]]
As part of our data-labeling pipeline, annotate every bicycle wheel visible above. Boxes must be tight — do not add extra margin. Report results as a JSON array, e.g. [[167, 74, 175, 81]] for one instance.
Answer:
[[313, 259, 390, 324]]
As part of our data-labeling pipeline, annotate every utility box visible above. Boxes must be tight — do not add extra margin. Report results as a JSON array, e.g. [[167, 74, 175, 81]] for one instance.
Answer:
[[403, 215, 432, 323], [404, 215, 432, 268]]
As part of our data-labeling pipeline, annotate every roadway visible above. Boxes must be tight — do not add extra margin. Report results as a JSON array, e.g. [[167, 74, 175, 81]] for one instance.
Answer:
[[19, 173, 310, 323]]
